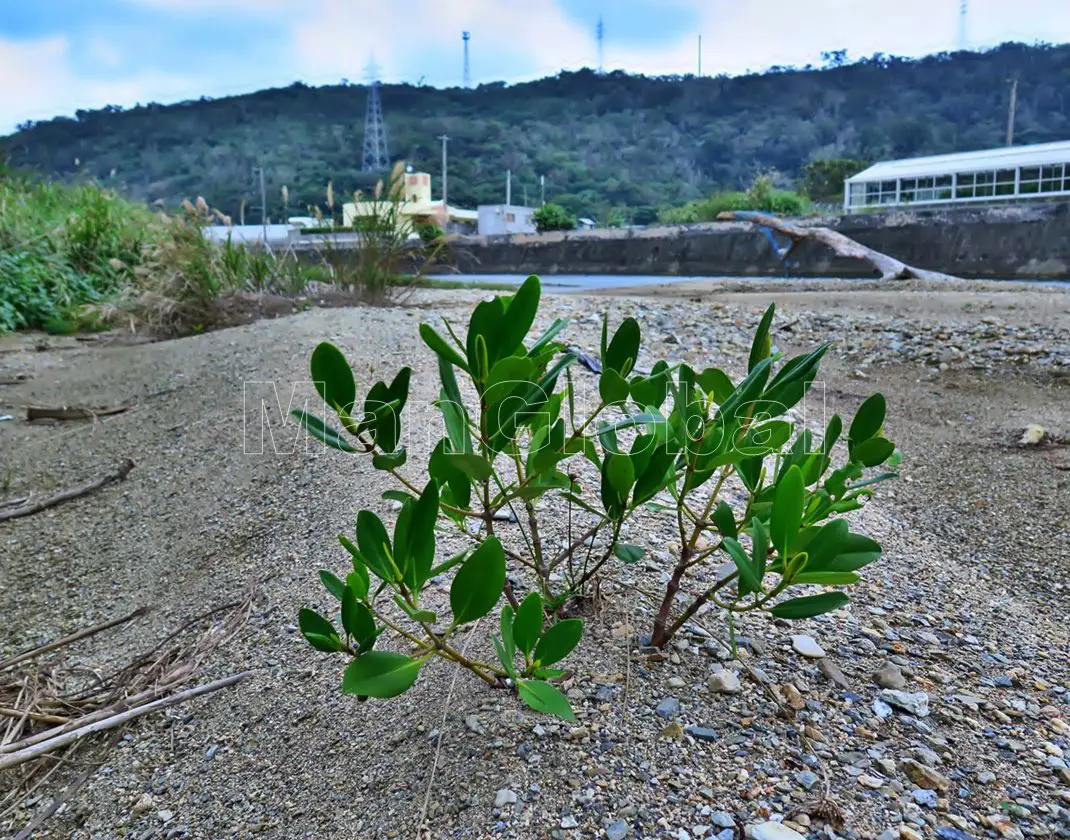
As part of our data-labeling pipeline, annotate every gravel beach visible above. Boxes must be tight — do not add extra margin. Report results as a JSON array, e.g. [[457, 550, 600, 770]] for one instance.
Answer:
[[1, 279, 1069, 840]]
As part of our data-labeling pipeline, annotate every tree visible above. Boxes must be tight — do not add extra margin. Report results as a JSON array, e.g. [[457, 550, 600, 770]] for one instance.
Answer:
[[533, 203, 576, 232]]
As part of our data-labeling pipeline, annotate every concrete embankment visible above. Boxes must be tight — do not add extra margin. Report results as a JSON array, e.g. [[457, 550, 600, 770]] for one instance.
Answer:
[[445, 202, 1070, 280]]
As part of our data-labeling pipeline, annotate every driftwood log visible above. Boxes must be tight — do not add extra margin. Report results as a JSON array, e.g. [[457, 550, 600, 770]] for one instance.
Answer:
[[716, 211, 962, 282], [0, 459, 134, 523]]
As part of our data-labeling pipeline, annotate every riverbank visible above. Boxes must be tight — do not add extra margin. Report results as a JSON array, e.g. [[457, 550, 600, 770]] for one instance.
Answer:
[[1, 283, 1068, 838]]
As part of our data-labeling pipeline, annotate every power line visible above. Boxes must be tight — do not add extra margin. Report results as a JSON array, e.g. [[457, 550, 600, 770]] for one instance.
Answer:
[[361, 59, 389, 172]]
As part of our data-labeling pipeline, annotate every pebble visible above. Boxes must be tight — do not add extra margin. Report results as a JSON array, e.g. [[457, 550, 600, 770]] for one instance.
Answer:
[[874, 662, 908, 690], [131, 793, 154, 815], [494, 789, 517, 808], [935, 829, 976, 840], [901, 759, 951, 792], [686, 725, 718, 743], [911, 789, 940, 808], [711, 812, 735, 829], [791, 635, 826, 658], [796, 771, 819, 791], [818, 658, 850, 688], [708, 668, 741, 694], [881, 689, 930, 717], [656, 697, 681, 719], [607, 820, 630, 840], [751, 822, 807, 840], [560, 815, 579, 829]]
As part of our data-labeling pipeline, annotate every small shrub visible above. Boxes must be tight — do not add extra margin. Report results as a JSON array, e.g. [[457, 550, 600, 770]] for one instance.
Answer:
[[296, 276, 899, 720], [533, 203, 576, 232]]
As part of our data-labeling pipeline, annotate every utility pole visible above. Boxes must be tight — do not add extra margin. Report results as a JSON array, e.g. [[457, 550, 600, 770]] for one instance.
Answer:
[[596, 15, 604, 74], [438, 134, 449, 208], [253, 166, 267, 242], [958, 0, 968, 51], [540, 174, 546, 206], [506, 169, 512, 205], [462, 32, 471, 88], [697, 34, 702, 77], [361, 59, 390, 171], [1006, 77, 1019, 146], [523, 186, 529, 206]]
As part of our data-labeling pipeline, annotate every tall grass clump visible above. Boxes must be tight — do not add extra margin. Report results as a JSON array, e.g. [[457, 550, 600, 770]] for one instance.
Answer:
[[310, 162, 445, 304], [0, 174, 149, 331]]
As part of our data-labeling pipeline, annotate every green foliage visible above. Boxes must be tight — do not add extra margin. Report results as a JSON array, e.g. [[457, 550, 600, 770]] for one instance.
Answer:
[[659, 175, 811, 223], [799, 158, 870, 204], [296, 277, 899, 721], [533, 203, 576, 233]]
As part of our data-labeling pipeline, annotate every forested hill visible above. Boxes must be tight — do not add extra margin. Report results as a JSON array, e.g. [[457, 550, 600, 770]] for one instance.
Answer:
[[4, 42, 1069, 223]]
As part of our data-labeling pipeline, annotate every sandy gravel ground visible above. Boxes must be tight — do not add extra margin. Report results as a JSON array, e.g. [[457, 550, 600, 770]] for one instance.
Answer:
[[1, 281, 1069, 840]]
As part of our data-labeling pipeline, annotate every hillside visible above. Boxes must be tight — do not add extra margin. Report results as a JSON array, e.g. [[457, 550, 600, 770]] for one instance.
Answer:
[[3, 42, 1070, 222]]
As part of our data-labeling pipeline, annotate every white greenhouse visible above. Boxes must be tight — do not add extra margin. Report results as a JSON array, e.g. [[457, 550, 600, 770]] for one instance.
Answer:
[[843, 140, 1070, 212]]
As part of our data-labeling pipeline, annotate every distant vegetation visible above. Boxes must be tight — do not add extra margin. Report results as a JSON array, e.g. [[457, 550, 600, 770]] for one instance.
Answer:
[[3, 42, 1068, 223], [0, 170, 436, 334], [533, 203, 576, 232], [659, 174, 812, 223]]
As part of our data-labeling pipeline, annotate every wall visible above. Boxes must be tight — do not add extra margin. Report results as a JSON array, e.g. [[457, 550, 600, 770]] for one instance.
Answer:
[[446, 202, 1070, 279]]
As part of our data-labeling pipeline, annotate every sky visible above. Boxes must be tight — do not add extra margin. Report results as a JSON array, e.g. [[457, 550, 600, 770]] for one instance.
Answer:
[[1, 0, 1069, 135]]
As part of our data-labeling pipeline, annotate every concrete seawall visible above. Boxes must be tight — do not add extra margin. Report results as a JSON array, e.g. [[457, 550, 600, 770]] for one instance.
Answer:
[[445, 203, 1070, 280]]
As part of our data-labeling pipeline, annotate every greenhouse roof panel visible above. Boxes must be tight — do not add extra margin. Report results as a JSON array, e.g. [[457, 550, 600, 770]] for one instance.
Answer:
[[847, 140, 1070, 182]]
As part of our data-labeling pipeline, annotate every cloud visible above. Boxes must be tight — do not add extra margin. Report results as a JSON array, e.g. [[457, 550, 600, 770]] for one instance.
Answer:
[[0, 35, 198, 133]]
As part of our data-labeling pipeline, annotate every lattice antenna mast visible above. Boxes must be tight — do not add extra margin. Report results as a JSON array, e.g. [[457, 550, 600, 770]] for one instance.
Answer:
[[958, 0, 968, 51], [361, 58, 390, 172], [462, 31, 471, 88], [596, 16, 605, 74]]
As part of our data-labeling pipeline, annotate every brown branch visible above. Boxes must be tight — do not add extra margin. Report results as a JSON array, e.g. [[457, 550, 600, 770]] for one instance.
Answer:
[[717, 211, 962, 282], [0, 672, 254, 771], [0, 459, 135, 522], [26, 404, 131, 422], [0, 606, 149, 671]]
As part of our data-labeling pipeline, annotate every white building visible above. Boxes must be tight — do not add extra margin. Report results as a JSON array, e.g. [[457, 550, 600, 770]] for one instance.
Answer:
[[478, 204, 537, 236], [844, 140, 1070, 212]]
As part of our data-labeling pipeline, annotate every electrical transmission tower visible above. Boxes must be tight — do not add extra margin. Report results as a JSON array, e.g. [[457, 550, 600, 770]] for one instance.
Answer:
[[361, 59, 389, 172], [957, 0, 968, 51], [462, 31, 471, 88], [596, 16, 604, 74]]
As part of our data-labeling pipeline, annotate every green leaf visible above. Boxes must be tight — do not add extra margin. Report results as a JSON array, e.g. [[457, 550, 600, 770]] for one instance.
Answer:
[[723, 537, 763, 596], [437, 356, 472, 454], [604, 317, 641, 376], [428, 549, 470, 578], [630, 361, 670, 408], [517, 679, 576, 721], [394, 480, 439, 591], [606, 453, 635, 496], [529, 316, 568, 356], [750, 516, 770, 582], [498, 275, 541, 358], [356, 509, 395, 581], [372, 449, 407, 470], [493, 635, 515, 676], [823, 415, 843, 455], [499, 604, 516, 663], [696, 367, 734, 403], [748, 303, 775, 372], [291, 409, 357, 453], [298, 607, 343, 653], [614, 544, 645, 564], [319, 569, 344, 600], [382, 489, 416, 505], [341, 586, 377, 649], [770, 464, 804, 557], [849, 393, 886, 443], [342, 651, 422, 698], [448, 452, 494, 481], [712, 500, 737, 539], [768, 591, 849, 619], [850, 436, 896, 468], [420, 322, 470, 373], [346, 569, 369, 602], [450, 537, 506, 624], [512, 591, 543, 656], [793, 571, 861, 585], [599, 368, 631, 404], [310, 341, 357, 414], [533, 618, 584, 665]]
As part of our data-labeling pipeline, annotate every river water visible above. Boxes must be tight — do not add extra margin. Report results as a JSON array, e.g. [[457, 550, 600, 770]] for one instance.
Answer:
[[428, 273, 1070, 291]]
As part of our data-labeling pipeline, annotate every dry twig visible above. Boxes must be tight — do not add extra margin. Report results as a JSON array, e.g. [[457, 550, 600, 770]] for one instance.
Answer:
[[0, 459, 134, 522], [25, 405, 131, 422]]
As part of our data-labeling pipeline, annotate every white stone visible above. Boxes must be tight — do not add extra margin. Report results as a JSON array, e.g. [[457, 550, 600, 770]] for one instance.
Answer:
[[494, 789, 518, 808], [708, 668, 742, 694], [791, 635, 826, 659], [751, 821, 807, 840]]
